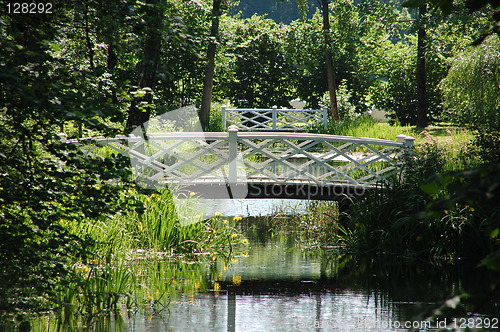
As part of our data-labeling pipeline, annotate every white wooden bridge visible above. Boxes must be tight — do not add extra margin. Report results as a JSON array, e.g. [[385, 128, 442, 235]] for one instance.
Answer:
[[63, 126, 414, 200], [222, 106, 328, 132]]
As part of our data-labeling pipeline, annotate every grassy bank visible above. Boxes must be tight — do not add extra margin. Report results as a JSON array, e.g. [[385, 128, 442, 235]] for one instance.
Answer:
[[2, 190, 248, 330]]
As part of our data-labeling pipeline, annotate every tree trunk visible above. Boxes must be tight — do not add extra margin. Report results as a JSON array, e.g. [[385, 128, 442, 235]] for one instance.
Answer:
[[416, 5, 428, 128], [321, 0, 339, 121], [125, 2, 163, 134], [199, 0, 222, 130]]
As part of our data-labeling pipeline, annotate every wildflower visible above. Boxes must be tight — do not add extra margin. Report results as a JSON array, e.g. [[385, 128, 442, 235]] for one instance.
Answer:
[[213, 282, 220, 291], [194, 281, 201, 290], [233, 216, 243, 222], [214, 211, 223, 217], [189, 191, 197, 197], [223, 219, 229, 224], [241, 238, 249, 245], [231, 233, 238, 239], [232, 275, 242, 286]]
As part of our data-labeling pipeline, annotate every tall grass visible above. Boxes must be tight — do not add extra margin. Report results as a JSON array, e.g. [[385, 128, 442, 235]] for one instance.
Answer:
[[324, 115, 415, 140], [38, 255, 220, 331], [38, 188, 246, 328], [345, 143, 489, 259], [238, 201, 342, 249]]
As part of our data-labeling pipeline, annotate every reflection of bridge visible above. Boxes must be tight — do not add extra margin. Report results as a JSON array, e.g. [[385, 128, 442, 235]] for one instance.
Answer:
[[65, 126, 414, 200]]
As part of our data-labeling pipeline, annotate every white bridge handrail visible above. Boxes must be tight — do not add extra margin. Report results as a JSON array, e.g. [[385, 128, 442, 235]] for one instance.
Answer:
[[222, 106, 328, 131], [64, 127, 415, 189]]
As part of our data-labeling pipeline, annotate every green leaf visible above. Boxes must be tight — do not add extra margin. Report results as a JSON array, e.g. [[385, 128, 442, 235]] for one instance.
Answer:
[[480, 251, 500, 271], [50, 43, 60, 53]]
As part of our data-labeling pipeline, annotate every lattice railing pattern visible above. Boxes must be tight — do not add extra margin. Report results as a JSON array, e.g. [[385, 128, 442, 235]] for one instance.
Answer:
[[65, 128, 414, 189], [222, 106, 328, 132]]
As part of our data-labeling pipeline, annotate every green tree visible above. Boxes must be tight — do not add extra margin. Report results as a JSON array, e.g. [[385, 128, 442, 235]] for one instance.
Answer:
[[0, 3, 140, 319], [218, 15, 298, 108], [200, 0, 225, 129], [439, 36, 500, 131], [321, 0, 340, 120], [124, 0, 165, 133]]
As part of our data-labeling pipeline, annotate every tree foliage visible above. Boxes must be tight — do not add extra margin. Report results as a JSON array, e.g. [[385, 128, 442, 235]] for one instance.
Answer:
[[0, 2, 140, 318], [1, 0, 498, 320], [440, 36, 500, 131]]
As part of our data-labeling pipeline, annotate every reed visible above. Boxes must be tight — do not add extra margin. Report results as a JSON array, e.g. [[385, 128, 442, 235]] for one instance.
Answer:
[[344, 142, 486, 259], [37, 187, 246, 328]]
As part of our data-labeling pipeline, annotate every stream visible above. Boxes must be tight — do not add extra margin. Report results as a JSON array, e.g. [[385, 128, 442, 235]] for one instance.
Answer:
[[31, 199, 499, 331]]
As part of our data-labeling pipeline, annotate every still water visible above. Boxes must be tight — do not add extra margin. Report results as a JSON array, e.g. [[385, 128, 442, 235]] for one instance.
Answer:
[[33, 200, 499, 331], [113, 238, 497, 332]]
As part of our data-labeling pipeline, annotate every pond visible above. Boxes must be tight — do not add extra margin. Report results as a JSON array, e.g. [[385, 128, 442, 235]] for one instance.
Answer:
[[30, 200, 499, 331]]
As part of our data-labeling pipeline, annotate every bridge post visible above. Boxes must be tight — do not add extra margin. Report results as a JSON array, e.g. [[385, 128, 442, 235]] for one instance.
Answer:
[[56, 132, 68, 143], [222, 106, 227, 129], [397, 134, 415, 154], [228, 125, 239, 183], [271, 106, 278, 130], [322, 107, 328, 129]]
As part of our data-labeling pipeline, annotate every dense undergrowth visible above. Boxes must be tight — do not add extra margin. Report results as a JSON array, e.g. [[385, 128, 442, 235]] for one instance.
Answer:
[[327, 117, 499, 263], [0, 187, 246, 329]]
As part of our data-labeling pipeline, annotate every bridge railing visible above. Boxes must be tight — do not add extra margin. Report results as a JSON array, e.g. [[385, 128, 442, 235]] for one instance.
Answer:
[[64, 126, 414, 189], [222, 106, 328, 132]]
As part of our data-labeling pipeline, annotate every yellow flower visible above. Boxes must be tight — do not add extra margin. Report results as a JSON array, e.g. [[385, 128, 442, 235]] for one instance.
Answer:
[[232, 275, 242, 286], [194, 281, 201, 290], [189, 191, 197, 197], [233, 216, 243, 222], [213, 282, 220, 291], [231, 233, 238, 239], [214, 211, 223, 217], [241, 238, 249, 245]]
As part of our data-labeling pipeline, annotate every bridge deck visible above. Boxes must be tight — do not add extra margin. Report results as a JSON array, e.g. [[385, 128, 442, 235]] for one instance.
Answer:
[[64, 128, 414, 200]]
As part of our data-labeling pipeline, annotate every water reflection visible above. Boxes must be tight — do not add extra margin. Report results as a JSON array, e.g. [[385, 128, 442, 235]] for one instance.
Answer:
[[195, 198, 311, 217], [30, 223, 499, 331]]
